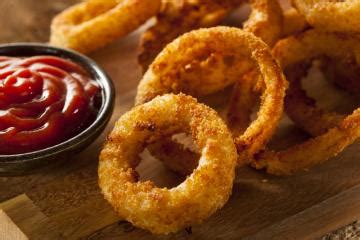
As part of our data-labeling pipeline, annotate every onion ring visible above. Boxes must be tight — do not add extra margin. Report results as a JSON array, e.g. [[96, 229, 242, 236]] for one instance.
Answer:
[[242, 0, 283, 46], [138, 0, 237, 71], [138, 0, 283, 71], [292, 0, 360, 33], [226, 70, 261, 138], [252, 30, 360, 175], [50, 0, 161, 54], [321, 57, 360, 95], [136, 27, 287, 170], [98, 93, 237, 234], [284, 63, 344, 137], [281, 8, 308, 38], [283, 42, 360, 138]]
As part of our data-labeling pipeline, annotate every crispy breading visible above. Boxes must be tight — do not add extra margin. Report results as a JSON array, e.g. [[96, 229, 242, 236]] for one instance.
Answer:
[[50, 0, 161, 54], [253, 30, 360, 175], [292, 0, 360, 33], [136, 27, 287, 170], [138, 0, 283, 71], [98, 94, 237, 234]]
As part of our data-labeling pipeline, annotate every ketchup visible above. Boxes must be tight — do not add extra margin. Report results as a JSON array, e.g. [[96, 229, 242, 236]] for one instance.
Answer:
[[0, 56, 101, 154]]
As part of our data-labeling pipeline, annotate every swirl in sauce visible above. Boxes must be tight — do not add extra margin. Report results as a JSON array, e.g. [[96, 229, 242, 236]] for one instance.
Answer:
[[0, 56, 101, 154]]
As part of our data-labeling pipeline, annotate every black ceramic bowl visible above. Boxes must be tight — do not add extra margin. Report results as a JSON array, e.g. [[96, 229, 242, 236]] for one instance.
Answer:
[[0, 43, 115, 176]]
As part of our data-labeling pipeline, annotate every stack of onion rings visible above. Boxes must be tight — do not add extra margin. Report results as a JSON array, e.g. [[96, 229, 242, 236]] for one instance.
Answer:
[[98, 93, 237, 234], [50, 0, 161, 54], [252, 30, 360, 175], [136, 27, 287, 173], [46, 0, 360, 234]]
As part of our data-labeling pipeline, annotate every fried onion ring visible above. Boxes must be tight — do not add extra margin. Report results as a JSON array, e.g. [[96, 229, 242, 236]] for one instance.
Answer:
[[138, 0, 237, 70], [136, 27, 287, 169], [138, 0, 283, 71], [322, 57, 360, 95], [284, 64, 344, 137], [98, 93, 237, 234], [292, 0, 360, 33], [281, 8, 308, 38], [50, 0, 161, 54], [252, 30, 360, 175], [242, 0, 283, 46]]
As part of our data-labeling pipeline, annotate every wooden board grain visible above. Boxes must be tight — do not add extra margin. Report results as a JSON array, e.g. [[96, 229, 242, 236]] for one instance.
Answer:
[[0, 209, 28, 240], [1, 0, 360, 239], [0, 194, 63, 239], [245, 184, 360, 240]]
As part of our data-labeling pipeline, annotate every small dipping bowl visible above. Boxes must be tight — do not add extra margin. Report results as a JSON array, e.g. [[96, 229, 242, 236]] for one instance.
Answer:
[[0, 43, 115, 176]]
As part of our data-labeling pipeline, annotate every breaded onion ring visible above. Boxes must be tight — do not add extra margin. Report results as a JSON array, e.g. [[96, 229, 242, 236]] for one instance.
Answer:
[[284, 64, 344, 137], [243, 0, 283, 46], [138, 0, 237, 70], [292, 0, 360, 33], [50, 0, 161, 54], [322, 57, 360, 95], [252, 30, 360, 175], [136, 27, 287, 168], [98, 93, 237, 234], [138, 0, 283, 71], [281, 8, 308, 38], [161, 69, 261, 175]]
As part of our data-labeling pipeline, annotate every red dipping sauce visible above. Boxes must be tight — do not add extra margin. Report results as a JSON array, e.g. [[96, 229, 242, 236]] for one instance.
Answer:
[[0, 56, 101, 154]]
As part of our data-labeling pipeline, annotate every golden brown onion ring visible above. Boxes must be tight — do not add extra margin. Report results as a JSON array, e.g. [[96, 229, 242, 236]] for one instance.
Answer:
[[283, 57, 360, 137], [138, 0, 237, 70], [50, 0, 161, 54], [321, 57, 360, 95], [136, 27, 287, 168], [284, 64, 344, 137], [252, 30, 360, 175], [98, 93, 237, 234], [292, 0, 360, 33], [281, 8, 308, 38], [226, 70, 261, 138], [243, 0, 283, 46], [138, 0, 283, 71]]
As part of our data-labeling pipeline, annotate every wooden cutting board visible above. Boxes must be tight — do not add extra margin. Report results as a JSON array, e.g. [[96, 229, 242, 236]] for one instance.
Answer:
[[1, 0, 360, 239], [0, 209, 28, 240]]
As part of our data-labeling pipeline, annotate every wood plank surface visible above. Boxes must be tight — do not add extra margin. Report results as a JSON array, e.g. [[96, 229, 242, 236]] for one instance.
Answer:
[[244, 184, 360, 240], [0, 209, 28, 240], [1, 0, 360, 239], [0, 194, 63, 239]]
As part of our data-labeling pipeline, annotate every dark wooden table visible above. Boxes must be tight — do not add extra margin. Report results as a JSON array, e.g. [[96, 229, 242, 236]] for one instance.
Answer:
[[0, 1, 359, 239]]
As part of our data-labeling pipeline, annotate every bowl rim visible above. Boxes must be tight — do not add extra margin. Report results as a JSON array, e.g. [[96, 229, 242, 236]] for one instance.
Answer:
[[0, 42, 115, 164]]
